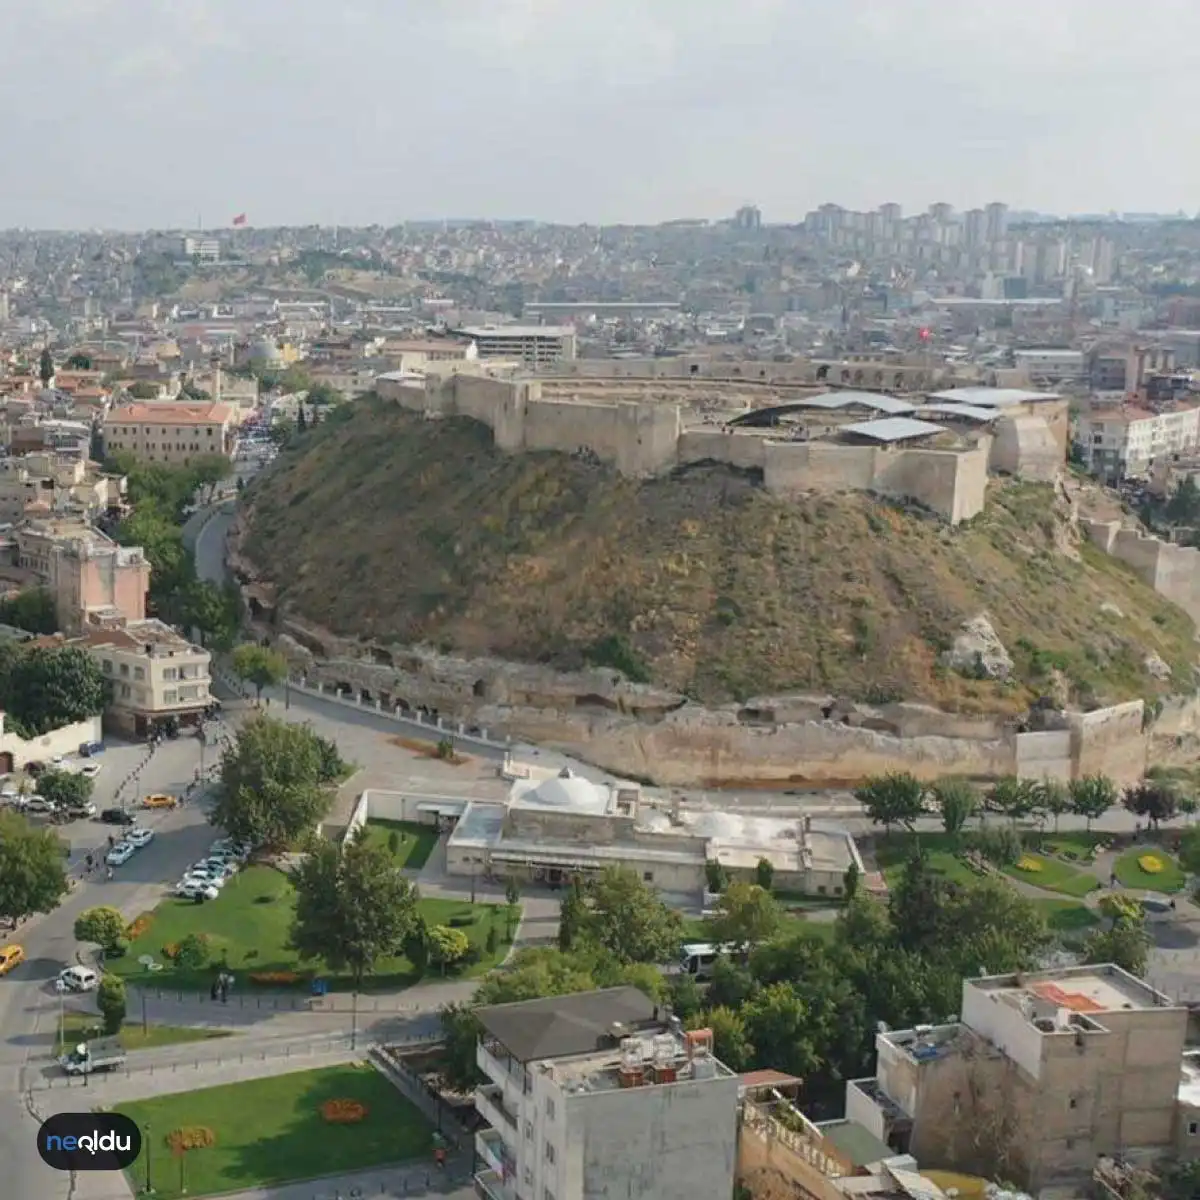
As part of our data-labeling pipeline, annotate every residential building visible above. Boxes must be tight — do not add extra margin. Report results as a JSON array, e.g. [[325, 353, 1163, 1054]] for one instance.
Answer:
[[0, 454, 124, 524], [101, 400, 236, 464], [473, 987, 740, 1200], [12, 518, 148, 633], [845, 965, 1189, 1189], [380, 337, 477, 373], [445, 767, 863, 896], [1076, 402, 1200, 480], [180, 236, 220, 263], [79, 618, 212, 737], [1011, 348, 1085, 383], [454, 324, 577, 367]]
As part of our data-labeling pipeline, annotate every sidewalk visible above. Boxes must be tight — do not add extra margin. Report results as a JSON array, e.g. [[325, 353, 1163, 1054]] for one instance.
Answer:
[[199, 1161, 473, 1200]]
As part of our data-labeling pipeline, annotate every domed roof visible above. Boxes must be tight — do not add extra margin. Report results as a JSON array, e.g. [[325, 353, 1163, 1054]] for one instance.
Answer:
[[521, 768, 609, 813]]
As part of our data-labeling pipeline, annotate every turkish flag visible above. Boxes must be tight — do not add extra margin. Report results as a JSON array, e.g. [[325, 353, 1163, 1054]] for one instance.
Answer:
[[232, 213, 247, 226]]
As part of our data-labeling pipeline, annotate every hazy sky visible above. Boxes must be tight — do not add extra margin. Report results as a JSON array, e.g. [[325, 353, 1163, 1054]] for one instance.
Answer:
[[3, 0, 1200, 229]]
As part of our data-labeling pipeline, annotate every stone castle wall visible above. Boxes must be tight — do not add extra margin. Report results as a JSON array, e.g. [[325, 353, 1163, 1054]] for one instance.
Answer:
[[1080, 518, 1200, 626]]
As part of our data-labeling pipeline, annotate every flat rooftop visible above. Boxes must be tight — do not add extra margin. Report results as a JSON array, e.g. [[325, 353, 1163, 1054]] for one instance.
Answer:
[[970, 965, 1174, 1014], [475, 986, 657, 1063], [458, 325, 574, 339]]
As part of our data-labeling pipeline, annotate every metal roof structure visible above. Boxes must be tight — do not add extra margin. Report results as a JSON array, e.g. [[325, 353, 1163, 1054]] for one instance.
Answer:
[[840, 417, 948, 443], [927, 386, 1062, 407], [817, 391, 917, 414], [917, 403, 1001, 423], [729, 391, 915, 427]]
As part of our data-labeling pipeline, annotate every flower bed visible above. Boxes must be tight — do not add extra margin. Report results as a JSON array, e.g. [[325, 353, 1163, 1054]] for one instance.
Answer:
[[126, 914, 153, 940], [248, 970, 303, 986], [165, 1127, 216, 1153], [1139, 854, 1164, 874], [1016, 855, 1043, 873], [320, 1099, 368, 1124]]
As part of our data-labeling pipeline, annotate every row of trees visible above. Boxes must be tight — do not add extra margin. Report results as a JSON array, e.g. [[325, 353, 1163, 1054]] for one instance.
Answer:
[[106, 452, 241, 647], [856, 770, 1185, 837]]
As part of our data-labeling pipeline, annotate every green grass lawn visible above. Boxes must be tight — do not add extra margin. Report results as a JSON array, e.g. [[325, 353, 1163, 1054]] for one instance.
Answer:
[[1003, 853, 1101, 897], [55, 1011, 231, 1055], [1041, 831, 1110, 863], [683, 910, 835, 944], [1113, 846, 1186, 894], [112, 1063, 433, 1199], [1032, 898, 1101, 938], [358, 819, 438, 871], [107, 866, 515, 992], [874, 832, 987, 888]]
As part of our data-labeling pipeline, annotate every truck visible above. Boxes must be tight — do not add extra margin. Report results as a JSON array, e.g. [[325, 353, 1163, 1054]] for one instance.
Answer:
[[58, 1036, 126, 1076]]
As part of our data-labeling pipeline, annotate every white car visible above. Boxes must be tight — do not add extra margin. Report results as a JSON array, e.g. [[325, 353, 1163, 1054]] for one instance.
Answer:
[[126, 827, 154, 849], [79, 763, 101, 779], [24, 795, 55, 814], [105, 843, 134, 867], [174, 880, 219, 901], [181, 870, 225, 890], [192, 858, 236, 877], [56, 966, 99, 992]]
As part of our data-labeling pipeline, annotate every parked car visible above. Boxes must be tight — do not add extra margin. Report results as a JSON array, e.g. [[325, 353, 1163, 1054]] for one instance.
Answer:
[[24, 795, 55, 814], [99, 808, 135, 826], [105, 843, 134, 867], [174, 880, 219, 901], [24, 761, 45, 777], [56, 966, 99, 992], [0, 944, 25, 974], [126, 827, 154, 849], [79, 740, 104, 757], [79, 763, 101, 779], [181, 870, 226, 890], [142, 793, 177, 809], [64, 803, 97, 819], [59, 1036, 125, 1075]]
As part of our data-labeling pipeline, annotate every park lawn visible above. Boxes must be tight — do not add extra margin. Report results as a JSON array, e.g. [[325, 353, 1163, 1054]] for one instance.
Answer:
[[112, 1062, 433, 1199], [1003, 853, 1101, 897], [359, 819, 438, 871], [56, 1011, 232, 1055], [107, 865, 515, 992], [1032, 899, 1101, 938], [1042, 831, 1109, 863], [875, 833, 984, 888], [683, 911, 835, 944], [1113, 847, 1186, 893]]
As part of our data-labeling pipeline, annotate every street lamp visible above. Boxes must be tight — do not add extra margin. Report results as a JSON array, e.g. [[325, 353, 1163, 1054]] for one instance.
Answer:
[[142, 1122, 153, 1194], [350, 988, 359, 1051]]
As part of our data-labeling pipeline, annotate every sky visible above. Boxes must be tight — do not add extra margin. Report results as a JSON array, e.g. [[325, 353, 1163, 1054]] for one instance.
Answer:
[[3, 0, 1200, 229]]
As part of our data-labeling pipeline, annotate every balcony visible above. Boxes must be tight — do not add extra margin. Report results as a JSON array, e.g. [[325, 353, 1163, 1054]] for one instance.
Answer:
[[475, 1128, 516, 1180], [475, 1083, 519, 1137], [475, 1169, 519, 1200], [477, 1039, 528, 1108]]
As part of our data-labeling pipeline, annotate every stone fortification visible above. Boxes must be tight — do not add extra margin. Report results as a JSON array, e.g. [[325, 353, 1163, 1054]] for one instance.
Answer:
[[375, 366, 1065, 524], [1080, 518, 1200, 627], [269, 623, 1151, 788]]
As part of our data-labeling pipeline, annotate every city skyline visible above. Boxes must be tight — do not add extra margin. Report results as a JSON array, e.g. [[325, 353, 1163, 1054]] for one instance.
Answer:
[[2, 0, 1199, 229]]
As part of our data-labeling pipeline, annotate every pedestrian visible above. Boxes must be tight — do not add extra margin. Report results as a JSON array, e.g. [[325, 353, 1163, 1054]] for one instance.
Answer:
[[107, 835, 115, 849], [85, 854, 93, 872], [105, 866, 113, 881], [210, 980, 219, 1001]]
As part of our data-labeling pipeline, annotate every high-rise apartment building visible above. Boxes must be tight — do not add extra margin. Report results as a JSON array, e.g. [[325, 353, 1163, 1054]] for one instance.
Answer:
[[985, 201, 1009, 242], [473, 987, 741, 1200]]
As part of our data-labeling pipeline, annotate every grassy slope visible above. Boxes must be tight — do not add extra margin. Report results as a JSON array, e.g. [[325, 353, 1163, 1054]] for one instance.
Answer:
[[241, 396, 1197, 711]]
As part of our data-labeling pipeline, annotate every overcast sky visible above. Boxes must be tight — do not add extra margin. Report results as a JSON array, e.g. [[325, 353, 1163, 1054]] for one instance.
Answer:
[[3, 0, 1200, 229]]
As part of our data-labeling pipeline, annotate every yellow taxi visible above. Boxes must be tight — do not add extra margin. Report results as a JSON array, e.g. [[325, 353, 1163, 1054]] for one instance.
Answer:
[[0, 944, 25, 975], [142, 793, 178, 810]]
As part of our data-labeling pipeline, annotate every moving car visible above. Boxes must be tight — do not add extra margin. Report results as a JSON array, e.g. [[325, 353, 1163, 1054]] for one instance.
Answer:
[[174, 880, 219, 901], [56, 966, 99, 992], [126, 827, 153, 849], [0, 944, 25, 975], [59, 1036, 126, 1076], [142, 793, 178, 809], [99, 808, 135, 826], [105, 843, 134, 867]]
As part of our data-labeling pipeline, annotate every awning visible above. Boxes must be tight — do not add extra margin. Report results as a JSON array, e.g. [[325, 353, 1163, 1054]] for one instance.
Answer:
[[415, 802, 465, 817]]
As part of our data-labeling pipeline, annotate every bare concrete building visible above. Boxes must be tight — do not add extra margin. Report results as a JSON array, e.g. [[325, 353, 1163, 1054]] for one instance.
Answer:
[[845, 965, 1189, 1190], [473, 987, 740, 1200]]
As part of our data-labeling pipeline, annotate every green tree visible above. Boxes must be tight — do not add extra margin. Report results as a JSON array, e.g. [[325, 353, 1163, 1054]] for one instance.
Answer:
[[704, 860, 728, 893], [438, 1002, 483, 1090], [1160, 1160, 1200, 1200], [1122, 780, 1178, 830], [579, 866, 682, 964], [932, 776, 979, 837], [428, 925, 471, 974], [97, 975, 126, 1034], [297, 407, 308, 434], [987, 776, 1035, 825], [706, 956, 758, 1010], [504, 876, 521, 939], [1180, 825, 1200, 876], [705, 881, 781, 952], [741, 982, 820, 1078], [667, 973, 704, 1021], [230, 642, 288, 702], [1083, 920, 1151, 977], [754, 857, 775, 891], [39, 347, 54, 386], [74, 906, 127, 955], [190, 453, 233, 503], [38, 769, 93, 812], [403, 914, 430, 977], [0, 587, 58, 634], [65, 353, 92, 370], [0, 810, 68, 923], [211, 714, 336, 848], [699, 1005, 751, 1071], [473, 946, 596, 1005], [289, 829, 418, 989], [842, 861, 860, 900], [1098, 892, 1143, 928], [181, 579, 240, 650], [1166, 474, 1200, 525], [1034, 778, 1071, 833], [127, 380, 160, 400], [855, 772, 925, 836], [173, 933, 210, 972], [1068, 774, 1117, 830], [558, 877, 587, 951], [2, 645, 107, 735], [306, 382, 343, 407]]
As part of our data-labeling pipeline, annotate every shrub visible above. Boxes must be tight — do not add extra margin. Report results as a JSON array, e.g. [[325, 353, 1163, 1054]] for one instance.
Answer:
[[165, 1127, 216, 1153], [967, 825, 1022, 867], [320, 1099, 368, 1124], [97, 975, 126, 1034], [1016, 855, 1043, 873], [387, 829, 400, 855], [173, 933, 210, 972], [248, 970, 302, 985], [447, 913, 475, 928]]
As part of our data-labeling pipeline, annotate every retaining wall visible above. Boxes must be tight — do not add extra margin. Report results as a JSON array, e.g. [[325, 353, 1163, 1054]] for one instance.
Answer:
[[1080, 519, 1200, 626]]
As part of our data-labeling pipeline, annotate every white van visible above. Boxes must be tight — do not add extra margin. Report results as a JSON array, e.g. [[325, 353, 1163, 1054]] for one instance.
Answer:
[[56, 966, 99, 992]]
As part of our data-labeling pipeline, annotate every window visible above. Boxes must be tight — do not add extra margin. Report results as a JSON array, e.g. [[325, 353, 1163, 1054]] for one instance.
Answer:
[[119, 663, 129, 677], [134, 667, 145, 681], [163, 667, 178, 681], [1189, 1122, 1198, 1136], [544, 1141, 556, 1165], [545, 1097, 555, 1120], [523, 1168, 533, 1187], [1068, 1096, 1078, 1110], [642, 871, 653, 883], [163, 690, 177, 704], [101, 659, 112, 674], [524, 1120, 533, 1140], [119, 683, 131, 699]]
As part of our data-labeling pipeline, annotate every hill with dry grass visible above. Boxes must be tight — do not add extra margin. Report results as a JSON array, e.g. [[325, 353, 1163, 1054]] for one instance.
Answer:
[[239, 395, 1198, 713]]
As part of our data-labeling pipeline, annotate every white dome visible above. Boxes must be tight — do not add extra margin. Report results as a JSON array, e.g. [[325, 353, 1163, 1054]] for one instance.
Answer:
[[522, 771, 609, 813]]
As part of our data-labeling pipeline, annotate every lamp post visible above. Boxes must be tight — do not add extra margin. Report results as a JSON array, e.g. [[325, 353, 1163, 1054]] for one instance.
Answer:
[[142, 1122, 153, 1194], [350, 988, 358, 1051], [178, 1147, 187, 1195], [57, 985, 65, 1058]]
